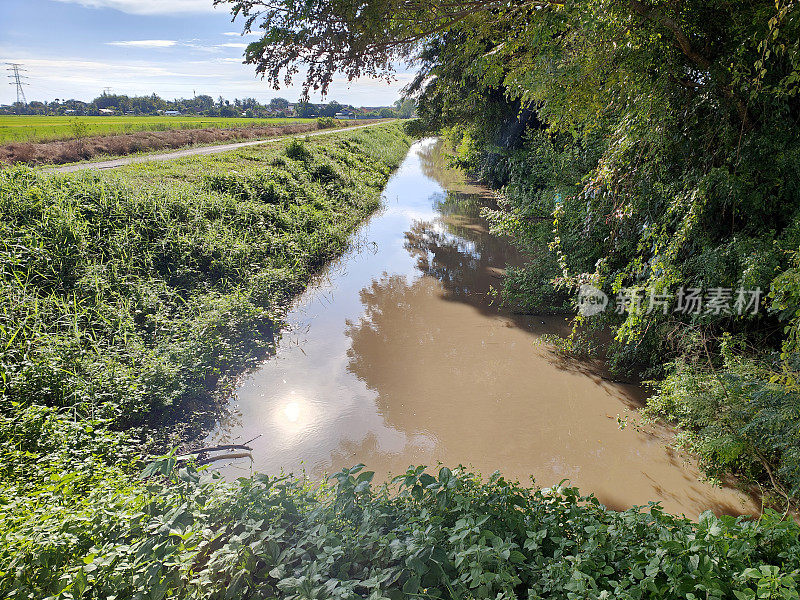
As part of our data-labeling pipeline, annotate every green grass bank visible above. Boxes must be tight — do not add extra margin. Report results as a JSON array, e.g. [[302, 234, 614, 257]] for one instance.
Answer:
[[0, 123, 411, 453]]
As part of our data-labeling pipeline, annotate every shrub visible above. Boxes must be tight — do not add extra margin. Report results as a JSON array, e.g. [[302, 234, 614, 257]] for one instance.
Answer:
[[316, 116, 337, 129], [2, 462, 798, 600], [644, 345, 800, 506], [285, 138, 310, 161]]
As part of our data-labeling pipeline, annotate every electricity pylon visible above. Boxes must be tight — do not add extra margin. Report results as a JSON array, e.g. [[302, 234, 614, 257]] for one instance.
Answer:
[[6, 63, 28, 106]]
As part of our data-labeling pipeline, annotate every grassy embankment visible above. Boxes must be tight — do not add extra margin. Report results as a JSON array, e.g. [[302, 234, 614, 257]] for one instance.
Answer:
[[0, 123, 411, 445], [0, 116, 316, 144]]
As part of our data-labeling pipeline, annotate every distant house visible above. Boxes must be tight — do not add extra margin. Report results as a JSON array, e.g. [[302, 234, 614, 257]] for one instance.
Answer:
[[99, 108, 115, 115], [335, 111, 355, 119], [65, 109, 76, 114], [164, 110, 181, 116]]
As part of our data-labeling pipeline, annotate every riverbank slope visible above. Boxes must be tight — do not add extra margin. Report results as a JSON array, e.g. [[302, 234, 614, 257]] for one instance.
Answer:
[[0, 122, 412, 463]]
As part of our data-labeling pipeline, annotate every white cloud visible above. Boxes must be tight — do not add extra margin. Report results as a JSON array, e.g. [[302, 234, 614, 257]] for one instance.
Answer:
[[107, 40, 178, 48], [0, 46, 412, 106], [103, 40, 249, 52], [222, 31, 260, 37], [53, 0, 217, 15]]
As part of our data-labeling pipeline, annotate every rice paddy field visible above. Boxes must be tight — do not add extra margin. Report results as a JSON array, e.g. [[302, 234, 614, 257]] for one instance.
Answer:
[[0, 115, 316, 144]]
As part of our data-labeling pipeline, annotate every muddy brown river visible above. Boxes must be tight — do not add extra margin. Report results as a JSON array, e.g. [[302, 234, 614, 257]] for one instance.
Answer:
[[207, 138, 759, 517]]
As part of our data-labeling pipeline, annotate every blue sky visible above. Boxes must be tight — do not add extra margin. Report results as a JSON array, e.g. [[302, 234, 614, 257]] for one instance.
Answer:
[[0, 0, 412, 106]]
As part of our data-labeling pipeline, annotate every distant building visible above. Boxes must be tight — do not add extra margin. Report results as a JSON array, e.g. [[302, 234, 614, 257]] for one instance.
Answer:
[[99, 108, 115, 115], [335, 111, 355, 119], [164, 110, 181, 116]]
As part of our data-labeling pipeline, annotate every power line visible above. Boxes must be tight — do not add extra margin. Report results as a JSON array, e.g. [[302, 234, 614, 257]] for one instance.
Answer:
[[6, 63, 28, 106]]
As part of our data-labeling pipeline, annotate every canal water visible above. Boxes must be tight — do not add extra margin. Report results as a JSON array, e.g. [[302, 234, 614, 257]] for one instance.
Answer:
[[207, 138, 759, 517]]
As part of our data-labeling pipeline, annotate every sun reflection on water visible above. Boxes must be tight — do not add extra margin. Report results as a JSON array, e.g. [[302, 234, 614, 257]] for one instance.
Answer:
[[275, 392, 315, 437], [284, 401, 301, 422]]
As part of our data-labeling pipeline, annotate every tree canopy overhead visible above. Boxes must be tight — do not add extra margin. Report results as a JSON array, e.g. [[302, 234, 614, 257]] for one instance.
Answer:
[[214, 0, 548, 96], [217, 0, 798, 128]]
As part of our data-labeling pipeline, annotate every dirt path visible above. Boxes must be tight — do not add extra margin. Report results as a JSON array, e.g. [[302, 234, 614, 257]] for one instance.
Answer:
[[44, 121, 397, 174]]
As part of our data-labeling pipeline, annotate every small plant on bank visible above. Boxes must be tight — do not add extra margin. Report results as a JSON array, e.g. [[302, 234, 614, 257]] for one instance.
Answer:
[[316, 116, 337, 129], [285, 137, 311, 161]]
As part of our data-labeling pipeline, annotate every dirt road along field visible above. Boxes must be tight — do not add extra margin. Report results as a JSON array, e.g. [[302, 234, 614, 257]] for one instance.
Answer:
[[44, 121, 397, 174]]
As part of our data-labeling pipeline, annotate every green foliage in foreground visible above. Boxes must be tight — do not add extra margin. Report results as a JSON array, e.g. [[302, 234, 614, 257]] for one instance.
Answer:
[[0, 124, 411, 450], [2, 462, 799, 600]]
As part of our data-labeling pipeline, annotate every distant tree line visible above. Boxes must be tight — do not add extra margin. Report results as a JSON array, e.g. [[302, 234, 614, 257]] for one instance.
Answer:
[[0, 93, 416, 119]]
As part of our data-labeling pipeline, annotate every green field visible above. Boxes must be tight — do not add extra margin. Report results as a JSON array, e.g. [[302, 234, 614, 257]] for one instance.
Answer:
[[0, 115, 316, 144]]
